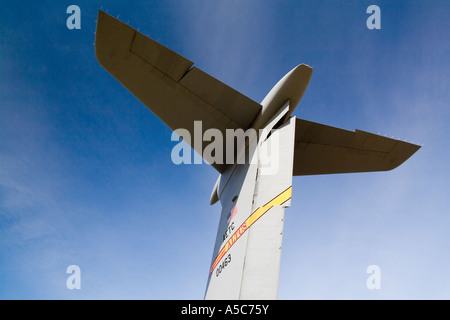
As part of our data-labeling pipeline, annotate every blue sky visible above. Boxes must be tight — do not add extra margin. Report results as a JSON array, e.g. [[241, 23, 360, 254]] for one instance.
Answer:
[[1, 0, 449, 299]]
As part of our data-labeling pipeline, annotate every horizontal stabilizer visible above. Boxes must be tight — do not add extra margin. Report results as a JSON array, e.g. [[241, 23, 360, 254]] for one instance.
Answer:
[[95, 11, 262, 173], [293, 119, 421, 175]]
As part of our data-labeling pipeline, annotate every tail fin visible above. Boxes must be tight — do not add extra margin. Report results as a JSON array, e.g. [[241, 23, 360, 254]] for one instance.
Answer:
[[205, 116, 296, 299]]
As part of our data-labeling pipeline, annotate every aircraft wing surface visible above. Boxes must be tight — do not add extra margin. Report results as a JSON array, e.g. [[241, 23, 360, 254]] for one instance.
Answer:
[[293, 118, 421, 175], [95, 11, 262, 173]]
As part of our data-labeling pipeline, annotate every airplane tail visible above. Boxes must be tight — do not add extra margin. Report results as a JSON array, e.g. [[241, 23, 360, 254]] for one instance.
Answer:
[[205, 110, 296, 299], [94, 10, 421, 300]]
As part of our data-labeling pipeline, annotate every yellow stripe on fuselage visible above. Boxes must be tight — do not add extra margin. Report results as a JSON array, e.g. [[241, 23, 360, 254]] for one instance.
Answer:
[[209, 186, 292, 275]]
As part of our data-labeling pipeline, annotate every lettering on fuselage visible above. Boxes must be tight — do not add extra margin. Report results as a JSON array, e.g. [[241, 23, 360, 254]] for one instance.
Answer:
[[222, 222, 235, 241], [215, 254, 231, 277]]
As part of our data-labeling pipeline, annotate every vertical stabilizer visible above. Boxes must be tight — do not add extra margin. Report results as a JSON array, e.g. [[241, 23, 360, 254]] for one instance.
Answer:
[[205, 116, 296, 299]]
